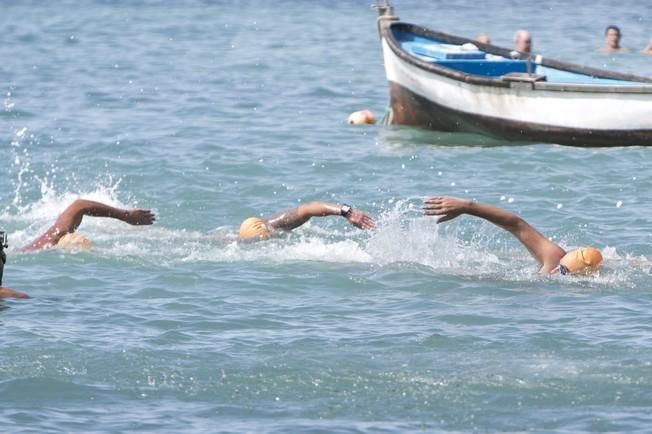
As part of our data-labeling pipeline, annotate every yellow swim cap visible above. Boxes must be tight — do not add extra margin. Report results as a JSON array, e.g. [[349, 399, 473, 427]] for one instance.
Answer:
[[239, 217, 271, 241], [559, 247, 603, 275], [57, 232, 93, 250]]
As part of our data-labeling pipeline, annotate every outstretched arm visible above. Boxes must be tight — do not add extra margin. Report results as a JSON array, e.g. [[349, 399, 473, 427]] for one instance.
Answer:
[[21, 199, 156, 251], [423, 196, 566, 273], [0, 287, 29, 299], [265, 201, 375, 232]]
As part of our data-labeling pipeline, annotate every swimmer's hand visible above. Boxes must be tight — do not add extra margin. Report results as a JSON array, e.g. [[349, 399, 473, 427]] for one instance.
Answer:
[[0, 287, 30, 299], [346, 209, 376, 230], [422, 196, 472, 223], [124, 209, 156, 226]]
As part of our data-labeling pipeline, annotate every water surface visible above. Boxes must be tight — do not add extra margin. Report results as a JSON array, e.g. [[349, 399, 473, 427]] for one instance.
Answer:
[[2, 1, 652, 432]]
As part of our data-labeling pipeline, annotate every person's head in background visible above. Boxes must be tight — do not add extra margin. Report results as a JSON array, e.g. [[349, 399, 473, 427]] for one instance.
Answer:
[[603, 25, 623, 51], [474, 33, 491, 45], [514, 30, 532, 54]]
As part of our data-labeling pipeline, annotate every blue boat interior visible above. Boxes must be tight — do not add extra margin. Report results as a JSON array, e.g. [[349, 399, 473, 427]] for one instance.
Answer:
[[393, 29, 648, 85]]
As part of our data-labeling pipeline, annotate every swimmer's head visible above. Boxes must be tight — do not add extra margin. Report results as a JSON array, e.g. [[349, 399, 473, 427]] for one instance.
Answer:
[[559, 247, 603, 275], [57, 232, 93, 250], [239, 217, 271, 241]]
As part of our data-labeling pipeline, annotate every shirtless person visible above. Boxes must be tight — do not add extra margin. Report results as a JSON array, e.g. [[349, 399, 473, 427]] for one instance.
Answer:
[[423, 196, 602, 275], [600, 26, 627, 53], [21, 198, 156, 252], [238, 201, 375, 241], [514, 30, 533, 54]]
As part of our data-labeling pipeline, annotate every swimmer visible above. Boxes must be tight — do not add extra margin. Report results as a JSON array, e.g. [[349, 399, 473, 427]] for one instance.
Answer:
[[600, 25, 628, 53], [239, 201, 375, 241], [423, 196, 602, 275], [21, 199, 156, 252]]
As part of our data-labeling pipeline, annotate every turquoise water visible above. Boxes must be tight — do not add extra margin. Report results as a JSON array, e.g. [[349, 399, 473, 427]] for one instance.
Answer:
[[2, 1, 652, 432]]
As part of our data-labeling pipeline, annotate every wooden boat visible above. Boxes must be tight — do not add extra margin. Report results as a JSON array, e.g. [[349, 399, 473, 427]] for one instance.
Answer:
[[375, 2, 652, 146]]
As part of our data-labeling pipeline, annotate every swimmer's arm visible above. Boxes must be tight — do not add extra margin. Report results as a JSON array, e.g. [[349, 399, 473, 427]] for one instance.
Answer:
[[423, 196, 566, 272], [0, 287, 29, 299], [266, 202, 375, 231], [21, 199, 156, 251]]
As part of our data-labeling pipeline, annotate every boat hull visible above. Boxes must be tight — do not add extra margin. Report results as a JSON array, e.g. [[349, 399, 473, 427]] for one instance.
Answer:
[[387, 81, 652, 147]]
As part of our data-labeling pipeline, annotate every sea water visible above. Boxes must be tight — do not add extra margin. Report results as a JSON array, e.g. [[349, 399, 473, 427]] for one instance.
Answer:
[[2, 1, 652, 432]]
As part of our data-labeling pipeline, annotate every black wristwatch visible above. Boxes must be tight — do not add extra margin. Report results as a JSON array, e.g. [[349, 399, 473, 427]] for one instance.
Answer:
[[340, 204, 352, 218]]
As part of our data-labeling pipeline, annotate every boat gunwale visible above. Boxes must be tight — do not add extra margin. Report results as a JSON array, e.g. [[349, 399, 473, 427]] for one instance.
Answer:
[[380, 20, 652, 93]]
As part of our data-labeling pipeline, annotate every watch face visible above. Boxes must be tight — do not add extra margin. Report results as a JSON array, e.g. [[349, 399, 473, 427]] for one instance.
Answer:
[[341, 205, 352, 217]]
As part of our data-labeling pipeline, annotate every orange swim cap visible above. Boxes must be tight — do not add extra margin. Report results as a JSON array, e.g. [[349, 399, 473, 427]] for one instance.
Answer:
[[57, 232, 93, 250], [239, 217, 271, 241], [559, 247, 603, 275]]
